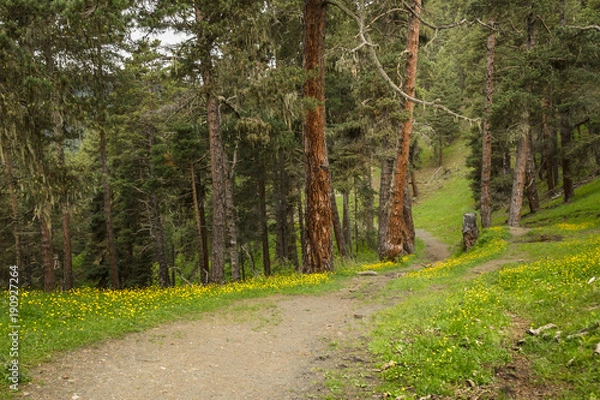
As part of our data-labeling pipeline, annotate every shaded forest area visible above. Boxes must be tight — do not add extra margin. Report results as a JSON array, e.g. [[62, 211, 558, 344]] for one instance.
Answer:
[[1, 0, 599, 290]]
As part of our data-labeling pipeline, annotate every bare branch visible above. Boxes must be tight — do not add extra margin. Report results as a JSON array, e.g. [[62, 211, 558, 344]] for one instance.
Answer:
[[565, 24, 600, 32], [328, 0, 479, 125]]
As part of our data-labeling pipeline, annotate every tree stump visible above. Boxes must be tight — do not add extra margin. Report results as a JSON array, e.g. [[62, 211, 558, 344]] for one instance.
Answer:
[[462, 212, 479, 251]]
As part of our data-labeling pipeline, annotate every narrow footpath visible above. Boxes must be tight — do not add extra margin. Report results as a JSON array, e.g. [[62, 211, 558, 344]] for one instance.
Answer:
[[23, 232, 450, 400]]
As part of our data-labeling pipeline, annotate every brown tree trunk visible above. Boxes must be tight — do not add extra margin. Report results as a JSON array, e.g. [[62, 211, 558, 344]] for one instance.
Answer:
[[206, 90, 227, 284], [560, 110, 574, 202], [257, 168, 271, 276], [99, 128, 119, 289], [1, 138, 21, 271], [330, 189, 349, 258], [302, 0, 333, 273], [381, 0, 421, 260], [480, 24, 496, 228], [377, 157, 393, 256], [40, 211, 55, 292], [508, 113, 530, 227]]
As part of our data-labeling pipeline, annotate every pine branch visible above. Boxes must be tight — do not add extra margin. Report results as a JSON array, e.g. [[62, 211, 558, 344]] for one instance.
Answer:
[[328, 0, 479, 125]]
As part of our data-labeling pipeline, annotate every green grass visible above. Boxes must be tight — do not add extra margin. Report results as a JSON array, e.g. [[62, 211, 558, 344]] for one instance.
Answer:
[[366, 177, 600, 399], [413, 174, 476, 248]]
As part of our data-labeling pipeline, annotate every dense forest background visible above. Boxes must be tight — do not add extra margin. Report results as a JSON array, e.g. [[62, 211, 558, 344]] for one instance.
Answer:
[[1, 0, 599, 290]]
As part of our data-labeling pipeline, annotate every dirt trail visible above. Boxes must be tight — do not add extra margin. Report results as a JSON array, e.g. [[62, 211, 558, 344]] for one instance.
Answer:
[[22, 232, 450, 400]]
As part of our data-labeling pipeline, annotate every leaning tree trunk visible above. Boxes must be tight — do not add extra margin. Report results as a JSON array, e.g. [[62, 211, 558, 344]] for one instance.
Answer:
[[302, 0, 333, 273], [480, 24, 496, 228], [381, 0, 421, 260]]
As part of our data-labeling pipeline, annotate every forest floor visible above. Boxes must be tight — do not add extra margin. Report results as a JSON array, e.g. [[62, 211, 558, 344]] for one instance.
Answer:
[[20, 231, 451, 400]]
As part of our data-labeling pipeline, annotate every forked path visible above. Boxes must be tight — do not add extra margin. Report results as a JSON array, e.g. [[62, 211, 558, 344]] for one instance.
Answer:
[[23, 232, 450, 400]]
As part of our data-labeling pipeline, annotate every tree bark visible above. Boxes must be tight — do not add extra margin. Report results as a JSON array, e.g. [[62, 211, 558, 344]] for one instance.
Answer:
[[381, 0, 421, 260], [206, 89, 227, 284], [480, 24, 496, 228], [508, 112, 530, 227], [297, 183, 307, 272], [99, 128, 119, 289], [377, 157, 393, 256], [330, 189, 349, 258], [302, 0, 333, 273]]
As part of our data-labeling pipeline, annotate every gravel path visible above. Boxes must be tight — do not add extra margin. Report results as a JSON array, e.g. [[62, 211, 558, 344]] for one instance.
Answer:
[[22, 232, 450, 400]]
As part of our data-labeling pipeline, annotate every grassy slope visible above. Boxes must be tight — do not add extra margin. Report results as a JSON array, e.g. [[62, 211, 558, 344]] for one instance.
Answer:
[[364, 143, 600, 399]]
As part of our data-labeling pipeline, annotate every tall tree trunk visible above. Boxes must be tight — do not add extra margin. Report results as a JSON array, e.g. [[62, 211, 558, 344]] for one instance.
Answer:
[[480, 24, 496, 228], [257, 167, 271, 276], [99, 128, 119, 289], [1, 138, 21, 271], [302, 0, 333, 273], [560, 110, 574, 202], [508, 113, 530, 227], [225, 151, 240, 282], [330, 189, 349, 258], [40, 211, 55, 292], [342, 190, 353, 257], [377, 157, 393, 256], [206, 90, 227, 284], [381, 0, 421, 260]]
